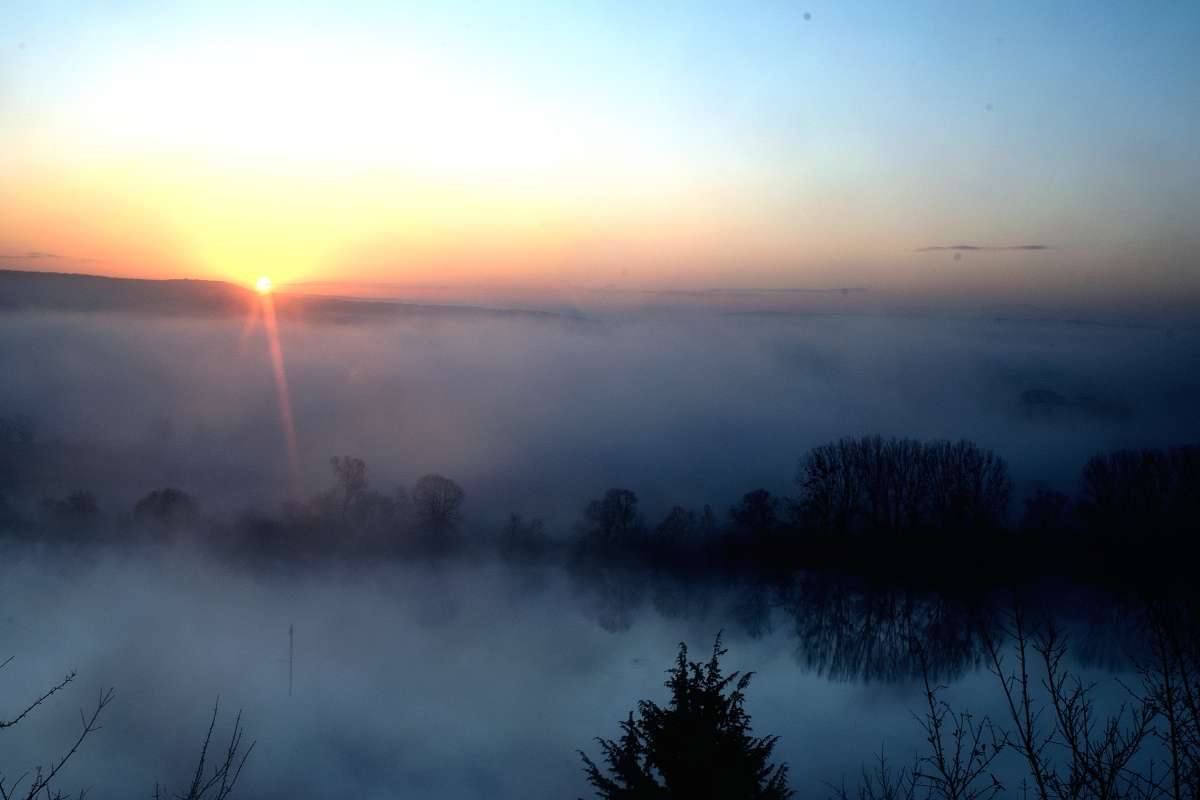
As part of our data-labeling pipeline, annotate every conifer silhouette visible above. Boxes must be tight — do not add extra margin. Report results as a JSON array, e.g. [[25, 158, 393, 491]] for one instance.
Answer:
[[580, 634, 793, 799]]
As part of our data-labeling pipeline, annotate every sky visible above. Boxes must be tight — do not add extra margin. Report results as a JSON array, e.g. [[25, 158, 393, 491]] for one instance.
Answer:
[[2, 0, 1199, 312]]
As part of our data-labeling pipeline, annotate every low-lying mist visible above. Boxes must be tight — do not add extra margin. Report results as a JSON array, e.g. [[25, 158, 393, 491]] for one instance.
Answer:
[[2, 307, 1197, 530], [2, 302, 1197, 798], [0, 540, 1148, 800]]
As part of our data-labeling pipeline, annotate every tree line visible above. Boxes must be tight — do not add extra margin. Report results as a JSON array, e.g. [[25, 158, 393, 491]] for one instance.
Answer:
[[569, 436, 1198, 553], [3, 435, 1197, 578], [794, 435, 1012, 538], [563, 436, 1198, 582]]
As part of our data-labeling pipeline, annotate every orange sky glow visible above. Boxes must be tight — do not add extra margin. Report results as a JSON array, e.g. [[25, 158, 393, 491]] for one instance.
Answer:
[[2, 2, 1198, 313]]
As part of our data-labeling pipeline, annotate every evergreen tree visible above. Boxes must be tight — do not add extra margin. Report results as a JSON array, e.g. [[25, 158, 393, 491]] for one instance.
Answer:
[[580, 635, 793, 800]]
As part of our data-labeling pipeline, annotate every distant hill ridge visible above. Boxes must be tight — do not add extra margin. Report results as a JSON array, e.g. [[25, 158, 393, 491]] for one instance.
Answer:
[[0, 269, 564, 323], [0, 269, 257, 316]]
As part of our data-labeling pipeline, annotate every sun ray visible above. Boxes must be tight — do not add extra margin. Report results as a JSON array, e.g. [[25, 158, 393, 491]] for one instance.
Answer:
[[258, 288, 301, 497]]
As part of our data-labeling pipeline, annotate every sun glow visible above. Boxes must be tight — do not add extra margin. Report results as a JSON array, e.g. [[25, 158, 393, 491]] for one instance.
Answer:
[[256, 276, 273, 292], [83, 42, 618, 178]]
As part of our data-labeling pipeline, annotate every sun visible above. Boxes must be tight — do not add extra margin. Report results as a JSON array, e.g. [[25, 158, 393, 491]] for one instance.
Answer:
[[256, 276, 273, 292]]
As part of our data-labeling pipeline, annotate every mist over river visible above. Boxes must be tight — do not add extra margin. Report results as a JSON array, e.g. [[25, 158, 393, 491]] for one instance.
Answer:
[[5, 0, 1200, 791], [1, 306, 1196, 798], [0, 548, 1142, 800]]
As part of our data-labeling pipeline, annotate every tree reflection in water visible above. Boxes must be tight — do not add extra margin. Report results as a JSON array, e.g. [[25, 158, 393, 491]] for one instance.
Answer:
[[569, 556, 1154, 687]]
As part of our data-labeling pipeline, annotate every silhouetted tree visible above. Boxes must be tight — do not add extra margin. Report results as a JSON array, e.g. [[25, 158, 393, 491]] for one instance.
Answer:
[[1081, 448, 1164, 537], [830, 638, 1003, 800], [728, 490, 780, 537], [42, 490, 99, 519], [411, 474, 464, 525], [654, 506, 716, 546], [973, 597, 1157, 800], [329, 456, 368, 522], [580, 635, 793, 799], [924, 439, 1012, 536], [1017, 488, 1078, 538], [582, 488, 646, 541], [499, 512, 551, 561], [1171, 444, 1200, 529], [2, 662, 251, 800], [154, 701, 253, 800], [1080, 444, 1200, 539], [135, 488, 201, 527], [651, 506, 717, 566], [858, 436, 927, 536], [0, 657, 113, 800], [838, 591, 1200, 800], [794, 436, 1012, 539], [285, 460, 404, 539], [794, 438, 864, 537], [1139, 589, 1200, 800]]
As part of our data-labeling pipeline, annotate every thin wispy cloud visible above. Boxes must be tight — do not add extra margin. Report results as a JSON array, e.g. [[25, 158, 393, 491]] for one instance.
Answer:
[[0, 252, 105, 264], [588, 286, 870, 296], [917, 245, 1050, 252], [0, 252, 64, 259]]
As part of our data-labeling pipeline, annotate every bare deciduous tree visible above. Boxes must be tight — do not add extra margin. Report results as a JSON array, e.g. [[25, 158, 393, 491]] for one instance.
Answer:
[[976, 598, 1157, 800], [795, 436, 1012, 538], [795, 438, 864, 537], [0, 658, 114, 800], [329, 456, 368, 521], [728, 490, 780, 537], [1080, 445, 1200, 539], [582, 488, 644, 540], [925, 440, 1012, 536], [910, 640, 1005, 800], [837, 589, 1200, 800], [1138, 590, 1200, 800], [411, 474, 464, 525], [154, 700, 253, 800]]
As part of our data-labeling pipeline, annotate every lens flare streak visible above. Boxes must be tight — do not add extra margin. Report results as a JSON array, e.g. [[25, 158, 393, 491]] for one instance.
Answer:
[[259, 292, 301, 497]]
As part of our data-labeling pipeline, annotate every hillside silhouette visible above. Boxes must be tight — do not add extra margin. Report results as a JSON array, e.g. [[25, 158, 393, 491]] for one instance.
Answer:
[[0, 268, 574, 324]]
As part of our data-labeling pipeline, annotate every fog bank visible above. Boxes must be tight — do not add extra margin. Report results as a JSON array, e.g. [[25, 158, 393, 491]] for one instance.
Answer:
[[2, 309, 1197, 530]]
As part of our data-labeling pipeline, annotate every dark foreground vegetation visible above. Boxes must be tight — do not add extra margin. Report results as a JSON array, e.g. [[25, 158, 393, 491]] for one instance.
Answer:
[[585, 586, 1199, 800], [825, 588, 1200, 800], [0, 671, 250, 800], [581, 635, 793, 799]]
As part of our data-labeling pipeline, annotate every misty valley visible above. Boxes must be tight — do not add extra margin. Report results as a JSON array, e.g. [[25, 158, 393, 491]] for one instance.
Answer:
[[2, 278, 1199, 800], [4, 0, 1200, 795]]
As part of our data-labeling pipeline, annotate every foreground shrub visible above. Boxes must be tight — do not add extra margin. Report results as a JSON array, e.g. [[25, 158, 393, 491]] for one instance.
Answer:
[[580, 635, 792, 799]]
